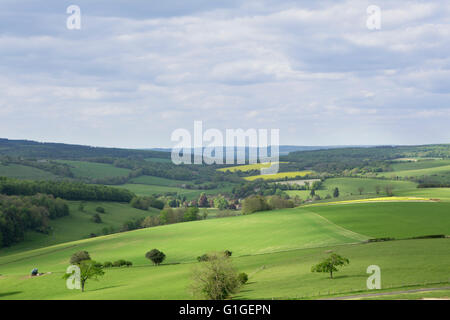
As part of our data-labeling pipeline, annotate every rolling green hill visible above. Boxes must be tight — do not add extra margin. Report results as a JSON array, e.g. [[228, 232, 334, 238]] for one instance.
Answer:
[[0, 201, 448, 299]]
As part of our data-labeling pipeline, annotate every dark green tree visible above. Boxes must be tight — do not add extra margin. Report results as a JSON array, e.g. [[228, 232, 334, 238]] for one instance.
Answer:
[[145, 249, 166, 266], [311, 253, 349, 279]]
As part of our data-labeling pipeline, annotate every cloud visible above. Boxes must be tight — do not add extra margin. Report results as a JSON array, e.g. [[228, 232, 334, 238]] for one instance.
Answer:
[[0, 0, 449, 147]]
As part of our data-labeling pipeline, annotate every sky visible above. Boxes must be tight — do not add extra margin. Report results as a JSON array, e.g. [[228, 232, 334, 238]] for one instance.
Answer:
[[0, 0, 449, 148]]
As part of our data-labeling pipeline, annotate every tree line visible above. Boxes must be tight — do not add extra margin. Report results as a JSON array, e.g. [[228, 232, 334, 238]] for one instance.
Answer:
[[0, 193, 69, 247], [0, 177, 134, 202]]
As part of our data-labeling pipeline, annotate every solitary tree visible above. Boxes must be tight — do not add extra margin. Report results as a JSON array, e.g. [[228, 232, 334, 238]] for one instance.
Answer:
[[145, 249, 166, 266], [375, 185, 381, 195], [190, 252, 241, 300], [311, 253, 349, 279], [63, 259, 105, 292], [358, 187, 364, 195], [333, 187, 340, 198]]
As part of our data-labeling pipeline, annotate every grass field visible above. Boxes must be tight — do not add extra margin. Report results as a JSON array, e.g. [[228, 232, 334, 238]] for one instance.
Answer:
[[244, 171, 314, 181], [0, 201, 160, 256], [377, 164, 450, 179], [305, 202, 450, 239], [0, 201, 449, 300], [285, 177, 418, 200], [117, 183, 235, 200], [129, 175, 188, 187], [389, 159, 450, 171], [0, 164, 57, 180], [56, 160, 131, 179]]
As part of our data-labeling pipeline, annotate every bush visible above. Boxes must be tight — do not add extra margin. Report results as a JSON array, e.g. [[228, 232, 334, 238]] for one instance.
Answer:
[[125, 261, 133, 267], [113, 259, 127, 267], [103, 261, 113, 268], [145, 249, 166, 266], [190, 252, 241, 300], [95, 206, 105, 214], [238, 272, 248, 284], [224, 250, 232, 257], [197, 254, 209, 262], [70, 251, 91, 265], [92, 213, 102, 223], [242, 195, 271, 214]]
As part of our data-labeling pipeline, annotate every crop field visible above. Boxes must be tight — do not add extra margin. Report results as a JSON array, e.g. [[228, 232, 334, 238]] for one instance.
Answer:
[[0, 201, 448, 300], [56, 160, 131, 179], [217, 162, 287, 173], [244, 170, 314, 181], [0, 164, 57, 180]]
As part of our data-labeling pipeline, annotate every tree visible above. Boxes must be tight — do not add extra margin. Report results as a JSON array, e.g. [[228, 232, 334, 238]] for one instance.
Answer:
[[333, 187, 340, 198], [311, 253, 349, 279], [384, 185, 394, 196], [310, 189, 316, 197], [213, 195, 229, 210], [198, 193, 209, 208], [70, 251, 91, 265], [184, 207, 199, 221], [242, 195, 270, 214], [190, 252, 241, 300], [92, 213, 102, 223], [375, 185, 381, 195], [63, 259, 105, 292], [358, 187, 364, 195], [145, 249, 166, 266]]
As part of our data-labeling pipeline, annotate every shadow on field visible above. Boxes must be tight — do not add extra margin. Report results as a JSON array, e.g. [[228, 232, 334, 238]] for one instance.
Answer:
[[332, 274, 366, 280], [88, 285, 123, 292], [0, 291, 22, 298]]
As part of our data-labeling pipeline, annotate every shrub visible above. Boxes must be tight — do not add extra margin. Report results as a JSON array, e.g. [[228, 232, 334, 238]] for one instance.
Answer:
[[238, 272, 248, 284], [92, 213, 102, 223], [190, 252, 241, 300], [224, 250, 232, 257], [95, 206, 105, 214], [125, 261, 133, 267], [197, 254, 209, 262], [113, 259, 127, 267], [103, 261, 113, 268]]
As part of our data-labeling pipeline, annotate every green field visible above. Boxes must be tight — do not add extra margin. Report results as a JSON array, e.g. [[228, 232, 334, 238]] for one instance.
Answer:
[[306, 202, 450, 239], [118, 183, 235, 200], [0, 164, 57, 180], [245, 171, 314, 181], [286, 177, 418, 200], [129, 175, 188, 187], [0, 201, 449, 300], [0, 201, 160, 256], [390, 159, 450, 171], [377, 164, 450, 179], [56, 160, 131, 179]]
